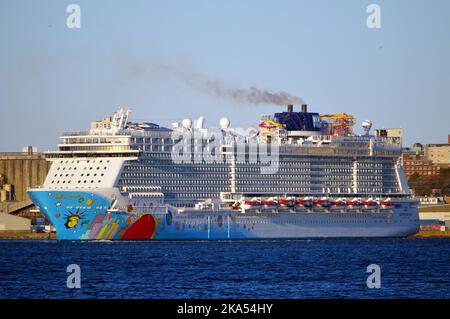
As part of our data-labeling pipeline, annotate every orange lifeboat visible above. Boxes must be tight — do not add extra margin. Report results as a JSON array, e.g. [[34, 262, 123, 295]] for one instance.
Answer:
[[278, 197, 295, 207], [363, 199, 377, 207], [296, 197, 313, 208], [380, 199, 393, 207], [313, 197, 331, 207], [347, 198, 363, 207], [243, 198, 262, 210], [262, 198, 278, 208]]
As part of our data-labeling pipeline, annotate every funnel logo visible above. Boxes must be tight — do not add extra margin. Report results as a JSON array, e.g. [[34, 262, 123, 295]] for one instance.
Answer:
[[64, 209, 86, 229]]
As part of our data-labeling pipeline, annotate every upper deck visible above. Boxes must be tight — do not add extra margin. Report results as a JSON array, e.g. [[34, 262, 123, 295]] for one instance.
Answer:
[[48, 107, 401, 159]]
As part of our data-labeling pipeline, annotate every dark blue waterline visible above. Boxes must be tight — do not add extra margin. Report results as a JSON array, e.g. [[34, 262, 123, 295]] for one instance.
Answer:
[[0, 238, 449, 299]]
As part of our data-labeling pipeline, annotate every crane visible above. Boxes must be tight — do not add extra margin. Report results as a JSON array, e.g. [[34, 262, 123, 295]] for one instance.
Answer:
[[320, 113, 356, 137]]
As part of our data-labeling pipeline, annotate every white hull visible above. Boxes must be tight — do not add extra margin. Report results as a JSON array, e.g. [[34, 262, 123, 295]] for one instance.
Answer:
[[170, 200, 420, 239]]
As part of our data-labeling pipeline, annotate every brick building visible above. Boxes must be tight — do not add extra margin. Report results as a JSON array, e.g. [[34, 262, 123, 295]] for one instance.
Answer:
[[425, 143, 450, 166], [402, 153, 440, 177]]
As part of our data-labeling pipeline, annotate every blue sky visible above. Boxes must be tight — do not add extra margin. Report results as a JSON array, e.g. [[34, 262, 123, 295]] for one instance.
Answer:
[[0, 0, 449, 151]]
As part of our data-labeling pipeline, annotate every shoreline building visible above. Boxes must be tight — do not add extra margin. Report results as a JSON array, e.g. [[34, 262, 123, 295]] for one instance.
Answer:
[[0, 147, 51, 216], [402, 135, 450, 177], [402, 153, 440, 177], [425, 138, 450, 168]]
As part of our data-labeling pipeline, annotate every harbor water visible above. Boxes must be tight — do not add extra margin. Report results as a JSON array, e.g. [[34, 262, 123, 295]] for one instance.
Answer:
[[0, 238, 449, 299]]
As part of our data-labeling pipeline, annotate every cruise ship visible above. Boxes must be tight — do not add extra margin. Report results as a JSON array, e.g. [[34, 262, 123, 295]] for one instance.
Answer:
[[27, 104, 420, 240]]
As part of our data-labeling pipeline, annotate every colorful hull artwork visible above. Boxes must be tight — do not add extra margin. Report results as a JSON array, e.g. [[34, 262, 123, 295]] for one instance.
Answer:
[[27, 190, 419, 240], [27, 190, 160, 240]]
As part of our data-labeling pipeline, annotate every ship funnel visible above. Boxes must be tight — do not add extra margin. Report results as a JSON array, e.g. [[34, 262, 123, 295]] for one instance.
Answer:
[[287, 104, 293, 113], [301, 104, 307, 113]]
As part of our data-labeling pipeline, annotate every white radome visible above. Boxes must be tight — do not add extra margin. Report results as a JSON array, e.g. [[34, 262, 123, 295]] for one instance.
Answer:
[[220, 117, 230, 129], [182, 118, 192, 129]]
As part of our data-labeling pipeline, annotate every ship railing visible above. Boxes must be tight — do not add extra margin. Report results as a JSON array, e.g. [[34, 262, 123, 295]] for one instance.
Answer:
[[62, 131, 125, 136], [373, 136, 401, 146], [327, 135, 401, 147], [306, 135, 334, 143]]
